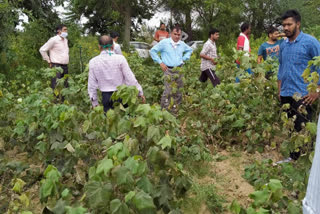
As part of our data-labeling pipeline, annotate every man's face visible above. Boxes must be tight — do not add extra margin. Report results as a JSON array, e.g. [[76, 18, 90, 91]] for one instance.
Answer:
[[212, 32, 220, 41], [269, 31, 279, 41], [282, 17, 299, 38], [171, 29, 181, 42], [58, 26, 68, 35], [246, 27, 251, 35], [160, 24, 166, 31]]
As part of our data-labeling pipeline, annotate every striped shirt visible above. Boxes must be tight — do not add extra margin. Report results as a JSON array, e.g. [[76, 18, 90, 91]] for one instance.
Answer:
[[200, 39, 217, 71], [278, 31, 320, 97], [88, 50, 143, 106]]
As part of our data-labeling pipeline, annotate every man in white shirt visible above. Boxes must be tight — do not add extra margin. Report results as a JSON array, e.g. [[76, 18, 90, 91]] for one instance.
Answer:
[[110, 31, 123, 55], [199, 28, 220, 87], [39, 24, 69, 89]]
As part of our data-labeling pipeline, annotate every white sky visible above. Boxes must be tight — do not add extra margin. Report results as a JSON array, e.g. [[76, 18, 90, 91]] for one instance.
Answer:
[[17, 4, 170, 31]]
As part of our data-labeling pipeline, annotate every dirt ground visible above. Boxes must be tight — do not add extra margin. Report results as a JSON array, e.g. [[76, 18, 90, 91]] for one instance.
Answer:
[[194, 148, 284, 214]]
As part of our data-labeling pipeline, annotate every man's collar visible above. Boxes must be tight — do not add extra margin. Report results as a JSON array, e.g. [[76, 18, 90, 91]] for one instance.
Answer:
[[100, 50, 115, 55], [170, 38, 181, 45], [286, 31, 303, 43], [208, 39, 215, 45]]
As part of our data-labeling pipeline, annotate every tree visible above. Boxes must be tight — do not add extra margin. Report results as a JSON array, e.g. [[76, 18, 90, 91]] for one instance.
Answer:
[[68, 0, 156, 45]]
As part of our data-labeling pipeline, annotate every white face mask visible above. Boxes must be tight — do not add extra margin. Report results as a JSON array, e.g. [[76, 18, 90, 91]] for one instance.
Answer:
[[61, 32, 68, 38]]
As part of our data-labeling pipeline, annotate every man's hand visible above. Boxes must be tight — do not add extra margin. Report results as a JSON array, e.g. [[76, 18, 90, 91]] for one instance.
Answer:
[[303, 92, 319, 105], [160, 63, 168, 72], [211, 58, 217, 65], [140, 95, 146, 103], [48, 61, 52, 68]]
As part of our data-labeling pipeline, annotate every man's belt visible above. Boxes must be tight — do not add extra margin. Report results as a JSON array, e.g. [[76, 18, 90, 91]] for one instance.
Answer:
[[52, 63, 68, 66], [167, 64, 183, 69]]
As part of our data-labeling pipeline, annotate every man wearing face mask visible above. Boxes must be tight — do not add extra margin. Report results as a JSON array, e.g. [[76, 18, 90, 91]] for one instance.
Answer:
[[149, 26, 193, 114], [40, 24, 69, 89], [277, 10, 320, 162]]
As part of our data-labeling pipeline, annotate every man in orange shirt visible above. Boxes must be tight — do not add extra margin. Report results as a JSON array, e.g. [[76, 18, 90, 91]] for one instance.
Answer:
[[154, 23, 169, 42]]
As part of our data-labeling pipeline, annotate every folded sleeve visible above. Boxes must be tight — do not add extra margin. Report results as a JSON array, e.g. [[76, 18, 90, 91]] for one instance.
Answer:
[[39, 38, 55, 63]]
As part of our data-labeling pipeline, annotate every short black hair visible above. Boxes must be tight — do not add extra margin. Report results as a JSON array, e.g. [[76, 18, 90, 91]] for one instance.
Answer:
[[172, 25, 181, 33], [160, 23, 165, 27], [267, 26, 278, 36], [56, 24, 66, 34], [281, 10, 301, 23], [208, 28, 219, 37], [110, 31, 120, 39], [241, 23, 250, 33]]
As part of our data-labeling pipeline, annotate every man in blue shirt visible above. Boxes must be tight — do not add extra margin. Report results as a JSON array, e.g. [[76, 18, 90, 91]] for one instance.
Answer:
[[278, 10, 320, 161], [150, 26, 193, 114]]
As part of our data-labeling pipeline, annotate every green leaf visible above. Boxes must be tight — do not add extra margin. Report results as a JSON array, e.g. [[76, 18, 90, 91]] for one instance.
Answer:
[[61, 188, 70, 198], [40, 179, 54, 201], [12, 178, 26, 193], [19, 193, 30, 207], [157, 135, 172, 149], [65, 206, 87, 214], [229, 200, 241, 214], [249, 189, 270, 207], [96, 158, 114, 176], [21, 212, 33, 214], [113, 166, 134, 187], [306, 122, 317, 135], [134, 116, 146, 127], [125, 191, 136, 202], [35, 141, 47, 154], [82, 120, 90, 133], [256, 207, 269, 214], [147, 126, 160, 142], [110, 199, 129, 214], [288, 202, 300, 214], [132, 190, 156, 211], [85, 181, 112, 209], [137, 176, 154, 194]]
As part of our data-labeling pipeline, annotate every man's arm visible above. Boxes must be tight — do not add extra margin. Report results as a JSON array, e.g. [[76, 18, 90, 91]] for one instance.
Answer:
[[149, 41, 168, 71], [88, 62, 99, 107], [39, 38, 55, 64], [114, 44, 123, 55], [277, 44, 284, 101], [200, 43, 217, 65], [182, 43, 193, 62], [257, 55, 263, 64], [303, 38, 320, 105], [257, 45, 264, 64], [121, 57, 145, 101], [237, 36, 245, 51], [277, 80, 281, 100]]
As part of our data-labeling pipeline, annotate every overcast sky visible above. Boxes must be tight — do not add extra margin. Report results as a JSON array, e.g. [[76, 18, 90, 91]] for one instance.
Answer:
[[18, 4, 170, 30]]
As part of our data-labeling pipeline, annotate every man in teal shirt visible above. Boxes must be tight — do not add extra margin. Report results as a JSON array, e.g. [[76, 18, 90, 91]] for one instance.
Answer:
[[150, 26, 193, 114]]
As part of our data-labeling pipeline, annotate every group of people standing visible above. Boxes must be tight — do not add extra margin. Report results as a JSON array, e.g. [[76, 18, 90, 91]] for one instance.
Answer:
[[39, 9, 320, 213]]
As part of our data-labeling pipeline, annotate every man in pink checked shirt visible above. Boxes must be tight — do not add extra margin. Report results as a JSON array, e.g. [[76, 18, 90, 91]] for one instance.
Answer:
[[88, 35, 145, 112], [40, 24, 69, 90]]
